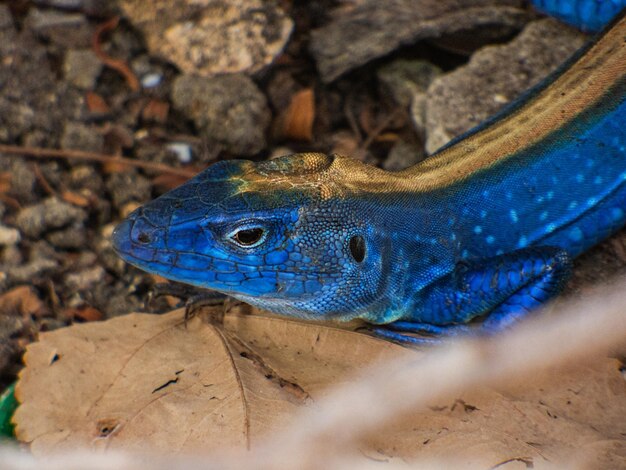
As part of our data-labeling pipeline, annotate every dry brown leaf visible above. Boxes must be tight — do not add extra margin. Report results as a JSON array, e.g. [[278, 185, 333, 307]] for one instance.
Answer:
[[61, 306, 103, 323], [12, 306, 626, 466], [141, 99, 169, 123], [278, 88, 315, 141], [13, 307, 406, 455], [0, 285, 49, 319], [60, 190, 91, 208], [0, 171, 11, 194], [85, 92, 111, 115]]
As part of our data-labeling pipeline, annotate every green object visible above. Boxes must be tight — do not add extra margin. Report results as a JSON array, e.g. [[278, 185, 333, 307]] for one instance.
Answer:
[[0, 383, 18, 439]]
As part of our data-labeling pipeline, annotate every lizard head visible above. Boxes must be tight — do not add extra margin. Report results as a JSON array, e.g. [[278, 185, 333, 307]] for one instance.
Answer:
[[112, 153, 391, 320]]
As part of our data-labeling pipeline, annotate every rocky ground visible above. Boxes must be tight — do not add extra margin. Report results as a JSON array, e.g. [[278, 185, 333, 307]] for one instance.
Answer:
[[0, 0, 625, 389]]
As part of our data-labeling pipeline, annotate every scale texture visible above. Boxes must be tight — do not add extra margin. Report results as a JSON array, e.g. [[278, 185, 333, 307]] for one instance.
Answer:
[[113, 5, 626, 342]]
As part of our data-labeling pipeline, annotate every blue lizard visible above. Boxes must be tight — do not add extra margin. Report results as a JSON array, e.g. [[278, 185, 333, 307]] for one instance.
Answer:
[[533, 0, 626, 31], [112, 3, 626, 344]]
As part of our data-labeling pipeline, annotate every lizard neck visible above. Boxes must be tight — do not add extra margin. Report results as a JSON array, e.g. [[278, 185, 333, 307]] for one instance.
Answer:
[[325, 14, 626, 195]]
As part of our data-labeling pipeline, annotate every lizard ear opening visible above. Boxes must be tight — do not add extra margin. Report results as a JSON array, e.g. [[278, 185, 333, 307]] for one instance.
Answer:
[[349, 235, 366, 263]]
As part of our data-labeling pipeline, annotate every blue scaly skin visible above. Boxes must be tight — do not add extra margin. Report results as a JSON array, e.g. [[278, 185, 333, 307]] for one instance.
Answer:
[[112, 6, 626, 344], [532, 0, 626, 31]]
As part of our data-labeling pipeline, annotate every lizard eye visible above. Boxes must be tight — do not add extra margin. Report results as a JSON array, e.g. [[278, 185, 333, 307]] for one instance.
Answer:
[[231, 227, 266, 247]]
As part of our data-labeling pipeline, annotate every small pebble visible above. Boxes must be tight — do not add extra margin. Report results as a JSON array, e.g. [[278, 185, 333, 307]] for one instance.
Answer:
[[120, 0, 293, 77], [378, 59, 442, 109], [61, 122, 104, 152], [0, 225, 21, 246], [65, 265, 106, 291], [171, 73, 271, 156], [63, 49, 103, 90], [26, 8, 93, 48], [166, 142, 193, 164], [105, 172, 152, 209], [383, 140, 425, 171], [5, 258, 58, 284], [141, 73, 163, 89], [46, 226, 87, 249], [15, 197, 87, 238]]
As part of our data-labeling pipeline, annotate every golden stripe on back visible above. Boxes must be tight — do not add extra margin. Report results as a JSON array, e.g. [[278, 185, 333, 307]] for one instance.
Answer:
[[324, 15, 626, 195]]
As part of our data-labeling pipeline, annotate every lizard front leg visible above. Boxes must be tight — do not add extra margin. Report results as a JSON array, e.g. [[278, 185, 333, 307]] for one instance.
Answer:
[[373, 247, 572, 345]]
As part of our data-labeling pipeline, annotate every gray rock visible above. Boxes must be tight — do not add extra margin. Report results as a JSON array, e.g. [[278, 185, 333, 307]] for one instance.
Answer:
[[64, 265, 106, 291], [61, 122, 104, 152], [310, 0, 530, 83], [63, 49, 103, 89], [410, 93, 429, 137], [0, 225, 21, 246], [25, 8, 93, 48], [0, 103, 35, 142], [171, 74, 271, 156], [0, 4, 12, 29], [105, 172, 152, 208], [378, 59, 442, 109], [8, 160, 37, 204], [0, 26, 84, 147], [131, 54, 167, 89], [0, 315, 21, 375], [32, 0, 114, 16], [69, 165, 105, 195], [16, 197, 87, 238], [383, 140, 425, 171], [47, 226, 87, 249], [103, 288, 144, 317], [120, 0, 293, 77], [3, 257, 58, 284], [424, 18, 585, 154], [1, 245, 22, 267]]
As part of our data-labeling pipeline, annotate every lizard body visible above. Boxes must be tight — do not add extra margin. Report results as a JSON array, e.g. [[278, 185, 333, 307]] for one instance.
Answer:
[[113, 5, 626, 343]]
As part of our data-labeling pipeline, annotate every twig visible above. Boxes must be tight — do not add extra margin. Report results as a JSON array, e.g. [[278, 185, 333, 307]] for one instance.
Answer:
[[0, 144, 197, 178], [360, 109, 402, 151], [92, 16, 140, 92], [30, 163, 57, 197]]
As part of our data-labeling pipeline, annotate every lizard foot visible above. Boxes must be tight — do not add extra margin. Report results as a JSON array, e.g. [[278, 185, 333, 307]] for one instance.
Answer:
[[149, 282, 227, 325], [370, 322, 473, 346]]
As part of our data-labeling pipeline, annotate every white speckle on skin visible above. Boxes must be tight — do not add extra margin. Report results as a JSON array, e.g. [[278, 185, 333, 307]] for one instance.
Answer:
[[569, 227, 583, 242], [611, 207, 624, 221]]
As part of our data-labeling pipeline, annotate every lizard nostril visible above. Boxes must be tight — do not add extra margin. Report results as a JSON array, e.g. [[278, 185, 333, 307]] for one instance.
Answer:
[[137, 232, 151, 244]]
